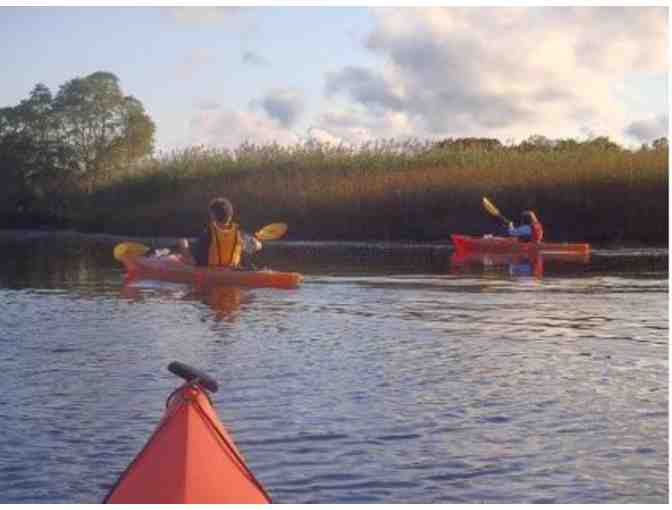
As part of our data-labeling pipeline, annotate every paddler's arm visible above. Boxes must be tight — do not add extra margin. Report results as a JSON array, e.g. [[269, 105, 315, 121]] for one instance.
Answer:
[[241, 231, 262, 253], [176, 238, 196, 265], [508, 223, 532, 238], [177, 229, 209, 266]]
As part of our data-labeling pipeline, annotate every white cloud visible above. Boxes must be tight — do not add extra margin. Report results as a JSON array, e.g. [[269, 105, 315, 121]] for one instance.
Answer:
[[326, 66, 404, 112], [307, 127, 344, 146], [260, 88, 305, 128], [188, 109, 300, 149], [625, 114, 669, 143], [315, 108, 417, 146], [320, 6, 668, 145]]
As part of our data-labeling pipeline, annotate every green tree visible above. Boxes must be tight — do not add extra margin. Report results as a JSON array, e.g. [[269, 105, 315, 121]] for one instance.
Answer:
[[115, 96, 155, 172], [652, 137, 668, 151], [517, 134, 554, 152], [0, 84, 78, 224], [15, 83, 56, 142], [554, 138, 581, 151], [0, 130, 40, 215], [585, 136, 622, 152], [435, 137, 503, 151], [53, 71, 155, 192], [0, 73, 155, 226]]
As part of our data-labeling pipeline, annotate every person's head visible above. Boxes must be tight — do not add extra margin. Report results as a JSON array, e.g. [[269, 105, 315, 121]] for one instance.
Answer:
[[521, 210, 539, 225], [209, 197, 234, 224]]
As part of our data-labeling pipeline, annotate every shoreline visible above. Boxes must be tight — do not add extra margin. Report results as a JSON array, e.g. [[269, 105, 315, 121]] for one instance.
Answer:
[[0, 228, 667, 253]]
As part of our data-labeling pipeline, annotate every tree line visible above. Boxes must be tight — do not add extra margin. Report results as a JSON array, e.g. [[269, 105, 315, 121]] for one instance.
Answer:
[[0, 71, 668, 244], [433, 134, 668, 153], [0, 71, 154, 226]]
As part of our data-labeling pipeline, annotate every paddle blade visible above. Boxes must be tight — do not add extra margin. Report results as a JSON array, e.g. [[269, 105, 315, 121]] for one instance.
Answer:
[[482, 197, 512, 224], [114, 242, 150, 261], [255, 223, 288, 241], [482, 197, 501, 217]]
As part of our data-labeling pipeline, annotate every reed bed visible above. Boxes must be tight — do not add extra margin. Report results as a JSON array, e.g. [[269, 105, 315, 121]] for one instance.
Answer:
[[78, 140, 668, 244]]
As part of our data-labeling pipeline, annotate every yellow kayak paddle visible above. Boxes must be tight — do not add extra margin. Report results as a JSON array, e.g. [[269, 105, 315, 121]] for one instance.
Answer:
[[113, 241, 150, 261], [254, 222, 288, 241], [113, 222, 288, 261], [482, 197, 511, 224]]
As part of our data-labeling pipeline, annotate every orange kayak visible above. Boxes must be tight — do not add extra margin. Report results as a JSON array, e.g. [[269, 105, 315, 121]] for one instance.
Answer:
[[117, 251, 303, 289], [451, 234, 590, 255], [103, 362, 271, 504]]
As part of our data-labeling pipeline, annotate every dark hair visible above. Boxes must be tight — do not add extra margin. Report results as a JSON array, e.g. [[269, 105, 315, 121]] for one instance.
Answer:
[[209, 197, 233, 223], [521, 210, 539, 225]]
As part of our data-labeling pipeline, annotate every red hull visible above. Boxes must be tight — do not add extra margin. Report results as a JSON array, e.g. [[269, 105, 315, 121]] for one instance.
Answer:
[[451, 234, 590, 255]]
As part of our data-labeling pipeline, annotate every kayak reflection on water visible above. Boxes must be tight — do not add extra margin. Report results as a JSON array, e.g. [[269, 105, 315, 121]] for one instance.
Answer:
[[449, 251, 591, 278], [195, 285, 243, 321], [120, 282, 245, 321]]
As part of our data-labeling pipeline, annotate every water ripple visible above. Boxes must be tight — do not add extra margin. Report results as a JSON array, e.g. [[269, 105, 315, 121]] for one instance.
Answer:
[[0, 242, 667, 503]]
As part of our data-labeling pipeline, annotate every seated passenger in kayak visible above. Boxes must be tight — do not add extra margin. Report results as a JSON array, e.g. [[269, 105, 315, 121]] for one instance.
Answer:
[[507, 210, 544, 242], [176, 197, 262, 268]]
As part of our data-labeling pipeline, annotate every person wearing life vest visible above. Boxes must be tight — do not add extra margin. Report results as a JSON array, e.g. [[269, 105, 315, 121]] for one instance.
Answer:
[[176, 197, 262, 268], [507, 210, 544, 242]]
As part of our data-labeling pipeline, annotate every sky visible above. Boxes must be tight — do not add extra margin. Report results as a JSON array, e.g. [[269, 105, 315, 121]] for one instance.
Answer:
[[0, 4, 668, 152]]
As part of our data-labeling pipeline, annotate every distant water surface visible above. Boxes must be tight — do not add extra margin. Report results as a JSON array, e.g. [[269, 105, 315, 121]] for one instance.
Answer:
[[0, 235, 667, 503]]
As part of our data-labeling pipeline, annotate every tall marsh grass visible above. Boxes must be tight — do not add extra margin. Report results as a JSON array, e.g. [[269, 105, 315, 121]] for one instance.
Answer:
[[80, 140, 668, 244]]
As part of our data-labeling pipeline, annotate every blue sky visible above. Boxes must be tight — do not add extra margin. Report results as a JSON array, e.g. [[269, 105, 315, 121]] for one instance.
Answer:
[[1, 6, 668, 151]]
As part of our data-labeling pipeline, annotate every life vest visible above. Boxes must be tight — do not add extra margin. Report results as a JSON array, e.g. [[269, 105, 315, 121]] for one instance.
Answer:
[[207, 221, 242, 267], [531, 221, 544, 242]]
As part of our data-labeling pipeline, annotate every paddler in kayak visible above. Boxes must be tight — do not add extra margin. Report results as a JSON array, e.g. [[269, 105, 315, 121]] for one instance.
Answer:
[[176, 197, 262, 268], [506, 210, 544, 243]]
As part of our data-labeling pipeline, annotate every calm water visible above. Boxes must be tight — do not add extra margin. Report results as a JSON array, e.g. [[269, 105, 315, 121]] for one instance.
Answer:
[[0, 234, 668, 503]]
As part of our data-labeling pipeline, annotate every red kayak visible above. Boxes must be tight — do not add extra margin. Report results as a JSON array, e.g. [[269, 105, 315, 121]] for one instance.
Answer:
[[103, 362, 271, 504], [451, 234, 590, 255]]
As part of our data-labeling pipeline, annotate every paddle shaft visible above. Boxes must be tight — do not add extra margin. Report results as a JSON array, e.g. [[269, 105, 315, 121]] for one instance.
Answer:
[[114, 222, 286, 260], [482, 197, 511, 225], [495, 211, 512, 225]]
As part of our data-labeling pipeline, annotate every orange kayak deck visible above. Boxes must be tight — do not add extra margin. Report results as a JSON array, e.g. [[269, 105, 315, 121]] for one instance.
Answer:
[[104, 379, 271, 503], [119, 253, 303, 289], [451, 234, 590, 255]]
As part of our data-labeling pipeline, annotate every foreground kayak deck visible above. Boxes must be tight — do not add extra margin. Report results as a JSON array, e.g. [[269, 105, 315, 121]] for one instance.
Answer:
[[116, 251, 303, 289], [451, 234, 590, 255], [104, 362, 271, 504]]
